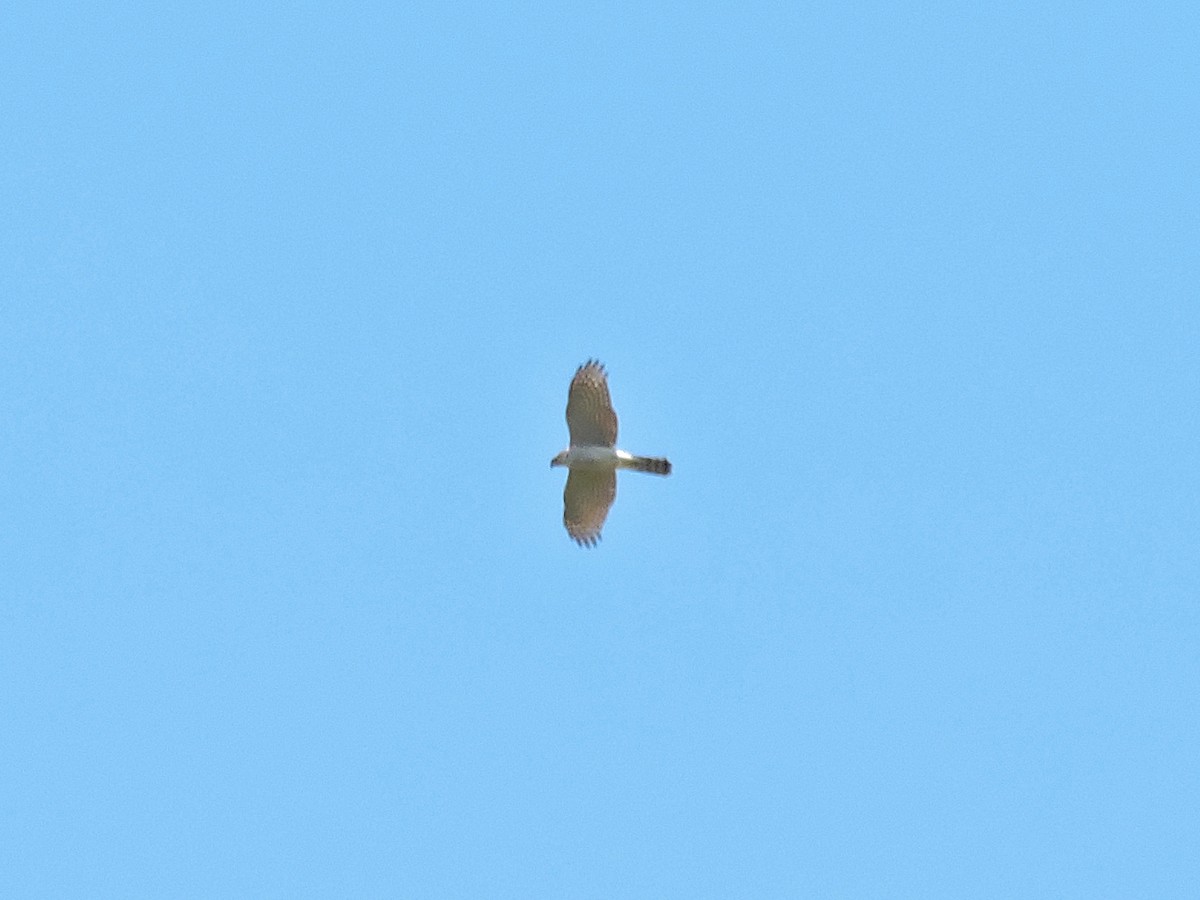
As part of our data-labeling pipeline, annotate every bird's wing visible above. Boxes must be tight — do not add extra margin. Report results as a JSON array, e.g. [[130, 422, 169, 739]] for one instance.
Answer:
[[563, 469, 616, 547], [565, 359, 618, 447]]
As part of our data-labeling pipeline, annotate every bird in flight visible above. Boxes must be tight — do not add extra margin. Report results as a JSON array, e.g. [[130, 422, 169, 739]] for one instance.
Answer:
[[551, 360, 671, 546]]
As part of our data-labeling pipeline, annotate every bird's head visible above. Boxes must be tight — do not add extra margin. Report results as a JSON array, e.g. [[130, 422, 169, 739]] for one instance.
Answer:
[[550, 450, 569, 468]]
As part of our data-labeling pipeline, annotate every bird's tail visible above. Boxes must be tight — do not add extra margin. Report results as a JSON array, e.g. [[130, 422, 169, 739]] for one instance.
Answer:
[[627, 455, 672, 476]]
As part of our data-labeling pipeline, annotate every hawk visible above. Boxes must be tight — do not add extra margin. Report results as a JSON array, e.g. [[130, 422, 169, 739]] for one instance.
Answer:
[[551, 360, 671, 546]]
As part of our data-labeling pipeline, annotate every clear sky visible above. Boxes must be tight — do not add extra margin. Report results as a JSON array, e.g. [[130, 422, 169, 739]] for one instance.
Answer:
[[4, 2, 1198, 896]]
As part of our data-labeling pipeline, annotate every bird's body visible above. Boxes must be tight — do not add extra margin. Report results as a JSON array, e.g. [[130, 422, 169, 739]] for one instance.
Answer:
[[550, 360, 671, 546], [555, 445, 624, 468], [553, 446, 669, 471]]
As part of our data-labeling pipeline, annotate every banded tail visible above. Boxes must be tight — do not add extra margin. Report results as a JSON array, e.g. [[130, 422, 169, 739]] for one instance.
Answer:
[[627, 455, 672, 476]]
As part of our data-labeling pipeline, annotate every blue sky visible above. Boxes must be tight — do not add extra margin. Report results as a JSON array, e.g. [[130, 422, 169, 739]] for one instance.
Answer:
[[3, 2, 1198, 896]]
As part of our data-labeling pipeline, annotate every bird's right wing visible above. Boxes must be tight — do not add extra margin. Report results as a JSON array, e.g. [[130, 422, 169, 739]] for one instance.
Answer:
[[563, 469, 616, 547]]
